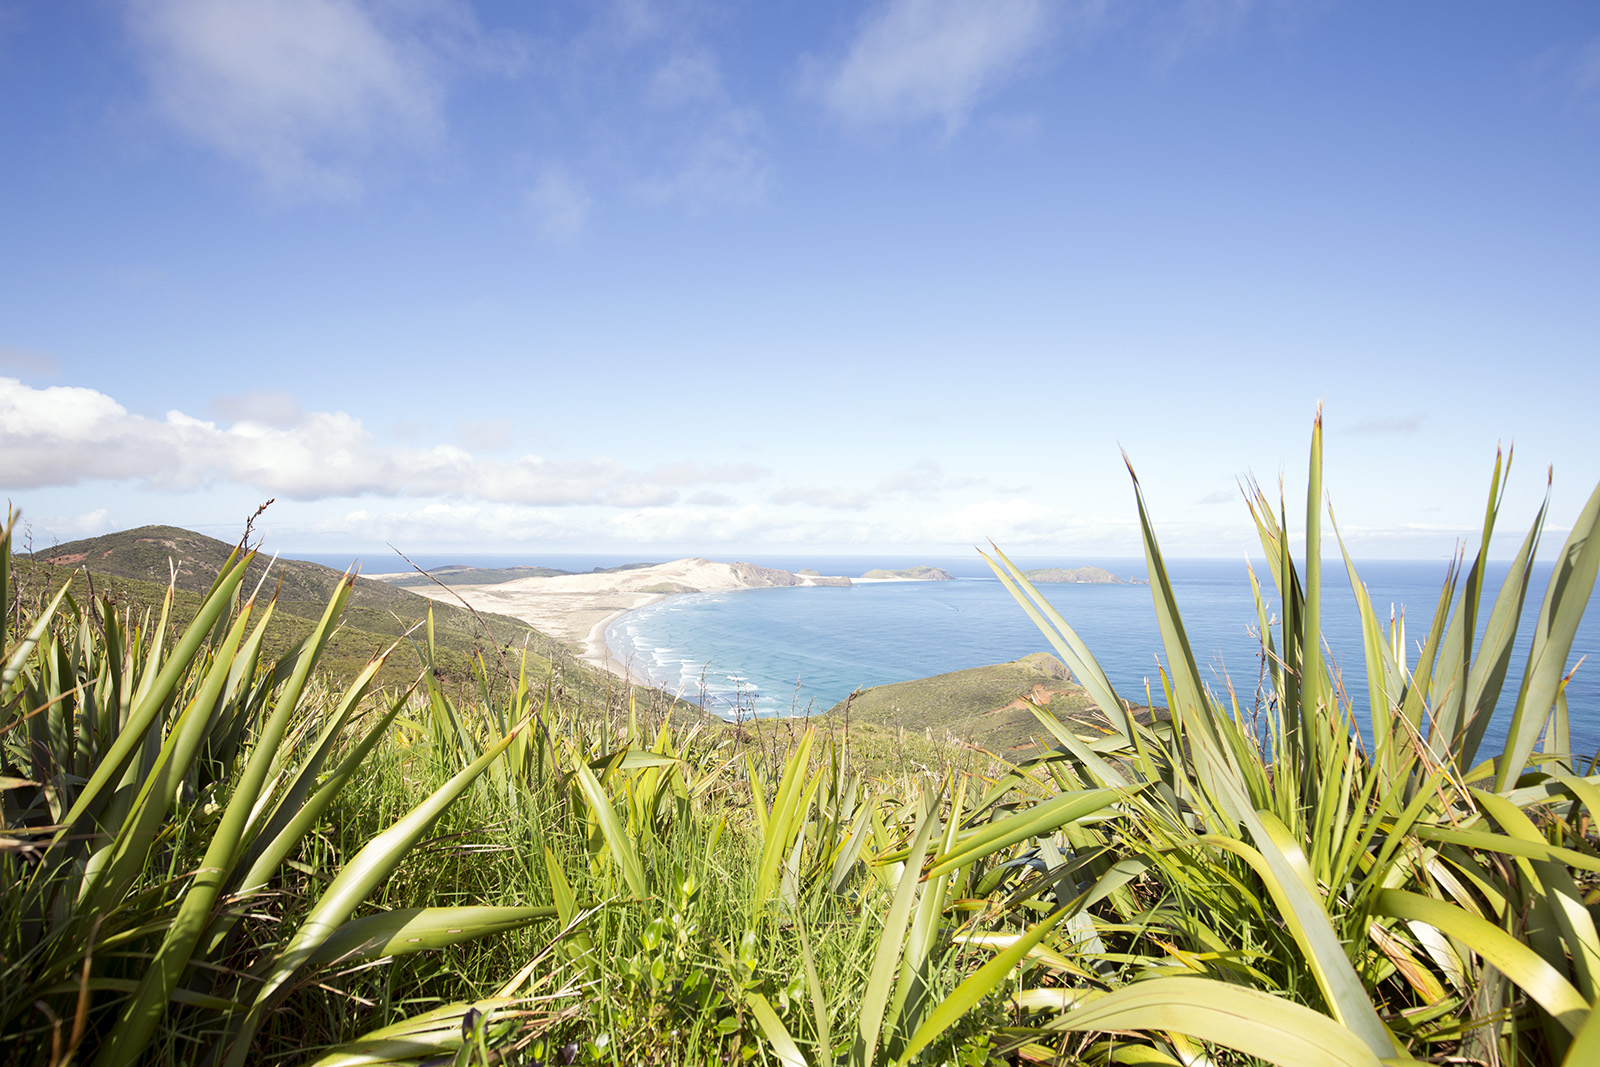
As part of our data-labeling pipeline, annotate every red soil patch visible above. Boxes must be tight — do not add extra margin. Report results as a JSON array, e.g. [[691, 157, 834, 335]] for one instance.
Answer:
[[992, 684, 1074, 715]]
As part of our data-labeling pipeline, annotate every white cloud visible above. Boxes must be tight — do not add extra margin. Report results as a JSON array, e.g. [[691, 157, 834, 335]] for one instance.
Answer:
[[0, 377, 702, 506], [648, 461, 768, 485], [920, 497, 1120, 546], [37, 509, 117, 542], [453, 417, 514, 452], [878, 459, 978, 496], [605, 484, 680, 508], [806, 0, 1058, 132], [524, 165, 594, 239], [770, 485, 870, 510], [126, 0, 504, 198], [607, 503, 879, 547], [532, 3, 770, 216], [306, 501, 578, 547]]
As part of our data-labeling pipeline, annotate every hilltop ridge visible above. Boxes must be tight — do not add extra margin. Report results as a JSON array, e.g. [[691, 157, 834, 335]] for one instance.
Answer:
[[16, 525, 606, 697]]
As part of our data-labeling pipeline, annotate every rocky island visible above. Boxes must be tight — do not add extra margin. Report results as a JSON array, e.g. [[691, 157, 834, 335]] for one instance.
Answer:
[[859, 565, 956, 581], [1022, 566, 1123, 584]]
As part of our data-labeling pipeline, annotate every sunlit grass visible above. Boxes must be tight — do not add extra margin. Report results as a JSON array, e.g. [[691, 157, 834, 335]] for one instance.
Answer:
[[5, 410, 1599, 1065]]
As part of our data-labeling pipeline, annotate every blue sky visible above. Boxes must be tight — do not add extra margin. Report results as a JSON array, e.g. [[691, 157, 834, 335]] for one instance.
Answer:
[[2, 1, 1597, 560]]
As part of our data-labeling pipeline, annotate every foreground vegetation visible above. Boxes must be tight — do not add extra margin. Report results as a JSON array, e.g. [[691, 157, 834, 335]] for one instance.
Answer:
[[4, 415, 1600, 1065]]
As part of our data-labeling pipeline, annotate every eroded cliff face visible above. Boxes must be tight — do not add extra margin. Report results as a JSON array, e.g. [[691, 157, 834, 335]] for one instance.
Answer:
[[726, 561, 803, 587], [726, 561, 851, 587]]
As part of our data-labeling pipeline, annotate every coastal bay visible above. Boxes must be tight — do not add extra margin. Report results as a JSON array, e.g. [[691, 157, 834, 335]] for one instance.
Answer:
[[370, 554, 1600, 757], [367, 557, 898, 687]]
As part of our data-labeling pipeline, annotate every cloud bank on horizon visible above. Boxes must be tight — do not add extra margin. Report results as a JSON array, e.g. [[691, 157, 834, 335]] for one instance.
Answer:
[[2, 1, 1597, 559], [3, 375, 1096, 553]]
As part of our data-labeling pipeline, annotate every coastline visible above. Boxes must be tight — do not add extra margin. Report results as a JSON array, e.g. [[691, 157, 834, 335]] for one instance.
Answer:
[[580, 595, 667, 688], [585, 573, 937, 694], [370, 558, 954, 700]]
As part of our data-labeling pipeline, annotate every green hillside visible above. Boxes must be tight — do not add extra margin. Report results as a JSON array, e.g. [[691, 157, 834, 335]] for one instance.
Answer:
[[819, 652, 1120, 753], [14, 526, 660, 708]]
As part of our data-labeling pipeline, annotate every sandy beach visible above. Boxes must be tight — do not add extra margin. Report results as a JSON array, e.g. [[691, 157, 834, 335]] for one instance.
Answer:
[[369, 558, 876, 687], [581, 598, 666, 686]]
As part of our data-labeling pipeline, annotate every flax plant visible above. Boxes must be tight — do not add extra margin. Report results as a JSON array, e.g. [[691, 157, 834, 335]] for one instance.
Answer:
[[0, 510, 554, 1066], [971, 410, 1600, 1065]]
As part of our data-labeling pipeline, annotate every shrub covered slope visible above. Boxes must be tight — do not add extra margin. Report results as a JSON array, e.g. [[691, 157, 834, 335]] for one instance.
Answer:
[[4, 415, 1599, 1066]]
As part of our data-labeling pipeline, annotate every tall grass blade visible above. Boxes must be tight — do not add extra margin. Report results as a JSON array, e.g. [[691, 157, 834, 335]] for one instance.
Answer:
[[58, 551, 253, 839], [896, 904, 1073, 1065], [1302, 406, 1328, 745], [855, 794, 939, 1067], [566, 742, 649, 899], [747, 991, 808, 1067], [924, 787, 1119, 880], [982, 544, 1133, 737], [1496, 478, 1600, 788], [228, 716, 534, 1065], [1039, 977, 1388, 1067], [756, 727, 818, 911], [1124, 433, 1397, 1059], [307, 906, 559, 967], [1373, 889, 1588, 1034]]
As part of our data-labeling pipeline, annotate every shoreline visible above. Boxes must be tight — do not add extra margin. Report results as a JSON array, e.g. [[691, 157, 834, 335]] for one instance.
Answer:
[[579, 595, 667, 689], [370, 558, 961, 701], [580, 575, 919, 694]]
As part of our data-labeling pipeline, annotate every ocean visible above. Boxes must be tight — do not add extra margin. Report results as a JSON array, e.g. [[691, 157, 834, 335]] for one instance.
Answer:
[[601, 556, 1600, 759]]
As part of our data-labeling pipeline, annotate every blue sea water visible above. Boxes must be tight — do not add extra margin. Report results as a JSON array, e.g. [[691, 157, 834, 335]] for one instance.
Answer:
[[604, 556, 1600, 759]]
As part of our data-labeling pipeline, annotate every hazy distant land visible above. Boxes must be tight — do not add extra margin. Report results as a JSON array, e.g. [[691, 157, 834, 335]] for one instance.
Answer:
[[858, 565, 956, 580], [1022, 565, 1124, 584]]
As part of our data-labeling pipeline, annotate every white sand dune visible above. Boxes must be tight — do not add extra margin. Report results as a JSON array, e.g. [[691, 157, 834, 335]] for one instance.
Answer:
[[386, 559, 851, 686]]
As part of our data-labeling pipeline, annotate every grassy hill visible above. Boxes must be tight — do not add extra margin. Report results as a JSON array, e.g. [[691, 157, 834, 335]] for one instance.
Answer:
[[817, 652, 1125, 754], [13, 526, 668, 710], [16, 528, 1146, 760]]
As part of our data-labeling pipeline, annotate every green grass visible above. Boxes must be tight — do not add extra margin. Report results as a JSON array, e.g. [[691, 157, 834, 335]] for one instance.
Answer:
[[818, 653, 1124, 754], [6, 413, 1600, 1066], [11, 528, 695, 717]]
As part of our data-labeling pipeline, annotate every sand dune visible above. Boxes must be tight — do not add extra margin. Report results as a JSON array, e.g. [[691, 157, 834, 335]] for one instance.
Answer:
[[387, 558, 851, 685]]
